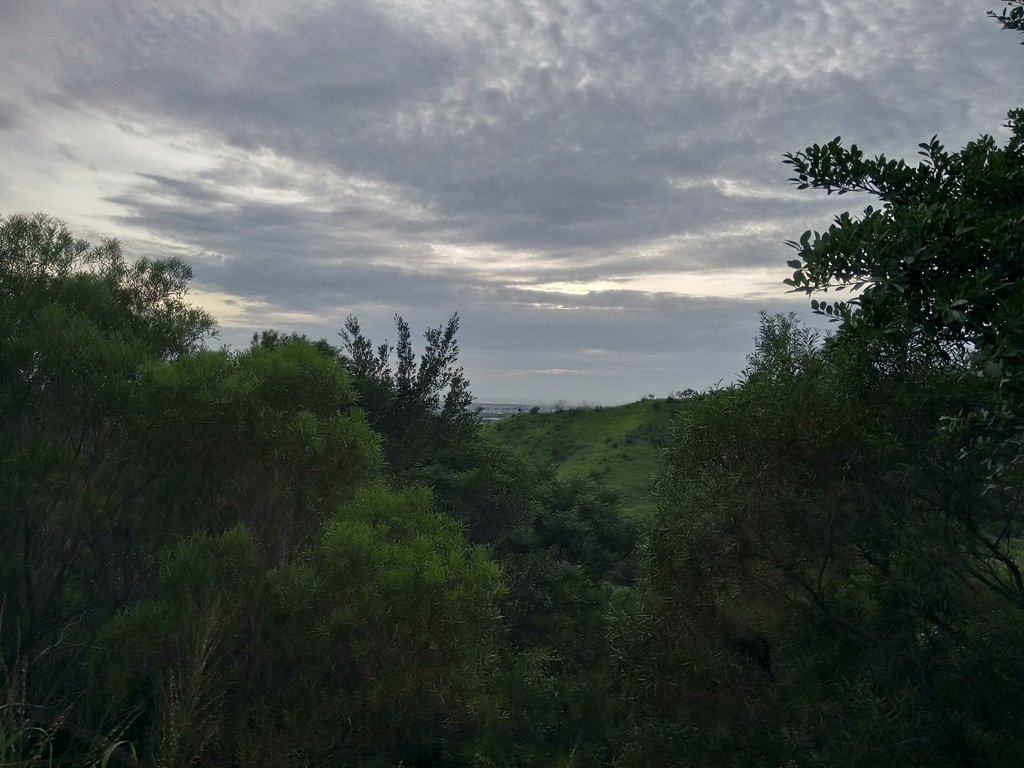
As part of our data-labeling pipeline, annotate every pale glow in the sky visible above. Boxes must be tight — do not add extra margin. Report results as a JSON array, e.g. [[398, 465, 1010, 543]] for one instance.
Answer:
[[525, 267, 793, 300]]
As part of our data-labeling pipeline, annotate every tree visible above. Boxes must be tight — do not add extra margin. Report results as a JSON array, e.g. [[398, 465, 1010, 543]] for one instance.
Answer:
[[0, 214, 220, 762], [782, 3, 1024, 378], [339, 313, 478, 479], [782, 1, 1024, 496], [990, 0, 1024, 34], [486, 470, 637, 766], [619, 313, 1024, 767], [138, 341, 383, 557], [95, 487, 506, 767], [0, 215, 386, 764], [0, 213, 216, 647], [783, 112, 1024, 368]]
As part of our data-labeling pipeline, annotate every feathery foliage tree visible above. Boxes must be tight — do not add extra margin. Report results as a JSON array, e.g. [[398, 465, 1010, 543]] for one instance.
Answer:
[[1, 214, 219, 763], [339, 313, 478, 480]]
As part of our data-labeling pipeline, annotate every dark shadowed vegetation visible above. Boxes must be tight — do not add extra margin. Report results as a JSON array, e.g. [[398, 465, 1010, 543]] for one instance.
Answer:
[[2, 4, 1023, 765]]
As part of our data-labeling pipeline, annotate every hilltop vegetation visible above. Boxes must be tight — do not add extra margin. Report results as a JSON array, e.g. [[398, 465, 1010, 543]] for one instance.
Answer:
[[484, 398, 692, 517]]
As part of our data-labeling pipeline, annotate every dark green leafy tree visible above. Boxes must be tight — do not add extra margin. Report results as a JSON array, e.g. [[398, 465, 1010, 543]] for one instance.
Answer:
[[94, 487, 505, 767], [782, 2, 1024, 383], [619, 12, 1024, 762], [0, 212, 638, 767], [0, 214, 215, 714], [138, 341, 382, 559], [617, 313, 1024, 767], [783, 111, 1024, 370], [487, 471, 636, 767], [0, 218, 213, 652], [0, 214, 385, 764], [334, 312, 637, 767], [781, 0, 1024, 530], [990, 0, 1024, 34]]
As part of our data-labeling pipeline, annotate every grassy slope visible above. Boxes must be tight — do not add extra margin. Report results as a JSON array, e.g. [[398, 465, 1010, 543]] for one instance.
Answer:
[[482, 398, 690, 517]]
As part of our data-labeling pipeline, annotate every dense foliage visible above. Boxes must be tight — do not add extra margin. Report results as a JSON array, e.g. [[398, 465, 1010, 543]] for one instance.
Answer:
[[612, 5, 1024, 765], [616, 314, 1024, 766], [2, 5, 1023, 765], [0, 214, 635, 766]]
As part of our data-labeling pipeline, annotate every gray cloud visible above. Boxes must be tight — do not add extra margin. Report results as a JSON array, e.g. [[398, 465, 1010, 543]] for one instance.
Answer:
[[0, 100, 17, 131], [1, 0, 1020, 401]]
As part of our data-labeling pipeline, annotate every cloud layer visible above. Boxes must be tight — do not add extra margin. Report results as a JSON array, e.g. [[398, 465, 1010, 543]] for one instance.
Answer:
[[1, 0, 1020, 401]]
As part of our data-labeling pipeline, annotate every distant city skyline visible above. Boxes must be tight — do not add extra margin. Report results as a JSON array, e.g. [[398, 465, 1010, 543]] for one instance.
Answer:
[[1, 1, 1020, 403]]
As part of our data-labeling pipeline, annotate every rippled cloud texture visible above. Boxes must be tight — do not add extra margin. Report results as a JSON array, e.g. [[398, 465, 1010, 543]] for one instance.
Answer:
[[0, 1, 1019, 401]]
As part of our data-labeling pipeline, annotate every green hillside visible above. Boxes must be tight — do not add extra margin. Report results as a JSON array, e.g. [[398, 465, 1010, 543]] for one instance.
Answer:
[[482, 398, 692, 517]]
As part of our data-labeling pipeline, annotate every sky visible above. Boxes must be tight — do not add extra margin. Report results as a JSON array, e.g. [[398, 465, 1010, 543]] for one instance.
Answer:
[[0, 1, 1020, 403]]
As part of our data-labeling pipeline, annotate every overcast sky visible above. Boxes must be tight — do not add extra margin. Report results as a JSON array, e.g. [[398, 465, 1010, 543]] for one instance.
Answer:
[[1, 1, 1020, 403]]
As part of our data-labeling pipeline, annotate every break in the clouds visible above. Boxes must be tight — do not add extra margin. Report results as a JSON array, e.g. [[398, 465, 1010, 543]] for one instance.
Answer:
[[0, 0, 1020, 402]]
